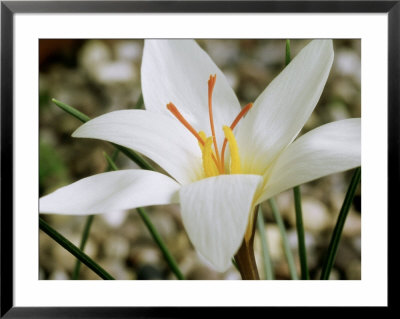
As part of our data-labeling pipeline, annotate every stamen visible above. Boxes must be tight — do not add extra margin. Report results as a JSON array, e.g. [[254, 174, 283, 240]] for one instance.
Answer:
[[229, 102, 253, 131], [223, 126, 241, 174], [221, 102, 253, 167], [198, 131, 220, 169], [208, 74, 223, 173], [167, 103, 219, 168], [198, 131, 207, 151], [168, 78, 251, 178], [167, 103, 205, 145], [202, 137, 219, 177]]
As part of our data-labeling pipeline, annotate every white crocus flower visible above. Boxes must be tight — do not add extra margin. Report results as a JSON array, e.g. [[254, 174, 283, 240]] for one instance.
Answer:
[[40, 39, 361, 272]]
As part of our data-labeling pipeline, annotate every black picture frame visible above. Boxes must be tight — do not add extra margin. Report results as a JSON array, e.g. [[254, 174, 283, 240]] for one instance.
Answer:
[[1, 1, 396, 317]]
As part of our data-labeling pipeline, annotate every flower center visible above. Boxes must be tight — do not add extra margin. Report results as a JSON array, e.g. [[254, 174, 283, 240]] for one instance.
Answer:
[[167, 74, 253, 178]]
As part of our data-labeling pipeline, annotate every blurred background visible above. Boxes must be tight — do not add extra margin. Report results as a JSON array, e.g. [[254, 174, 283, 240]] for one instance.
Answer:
[[39, 39, 361, 280]]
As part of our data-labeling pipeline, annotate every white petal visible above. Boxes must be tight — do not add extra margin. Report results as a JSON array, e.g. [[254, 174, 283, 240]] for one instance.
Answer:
[[72, 110, 202, 184], [179, 174, 263, 272], [258, 118, 361, 203], [236, 40, 334, 174], [40, 170, 181, 215], [142, 39, 241, 146]]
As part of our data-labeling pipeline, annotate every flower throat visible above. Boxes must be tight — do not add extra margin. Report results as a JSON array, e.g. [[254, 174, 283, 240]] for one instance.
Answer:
[[167, 74, 253, 178]]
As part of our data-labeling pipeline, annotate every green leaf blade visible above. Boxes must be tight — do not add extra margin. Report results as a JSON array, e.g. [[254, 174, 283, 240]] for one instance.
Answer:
[[39, 217, 114, 280], [320, 167, 361, 280], [256, 206, 275, 280], [269, 197, 298, 280]]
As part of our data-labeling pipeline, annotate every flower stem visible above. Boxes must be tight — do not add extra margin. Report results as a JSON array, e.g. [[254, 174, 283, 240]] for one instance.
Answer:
[[269, 198, 298, 280], [51, 98, 155, 171], [234, 240, 260, 280], [320, 167, 361, 280], [234, 207, 260, 280], [256, 206, 275, 280], [39, 217, 114, 280], [293, 186, 310, 280]]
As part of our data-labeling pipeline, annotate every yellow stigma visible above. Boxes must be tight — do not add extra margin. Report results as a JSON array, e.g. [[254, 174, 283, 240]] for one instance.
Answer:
[[223, 126, 241, 174], [198, 131, 207, 151], [201, 136, 219, 177]]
